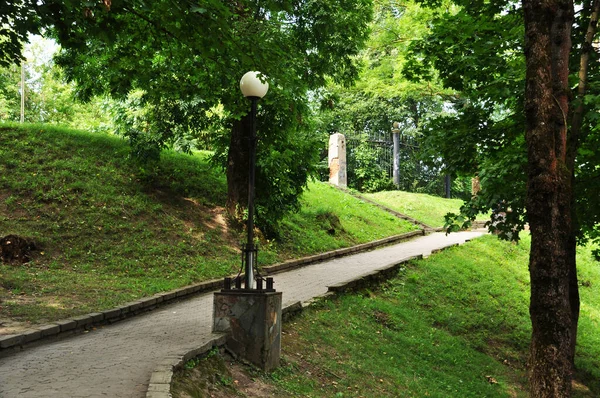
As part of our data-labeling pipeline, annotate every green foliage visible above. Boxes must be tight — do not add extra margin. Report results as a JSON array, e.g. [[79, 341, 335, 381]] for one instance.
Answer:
[[403, 2, 527, 235], [575, 107, 600, 248], [404, 1, 600, 245], [248, 96, 322, 236], [315, 1, 459, 196], [347, 138, 395, 193], [48, 0, 373, 143], [0, 64, 21, 120], [0, 37, 113, 131], [0, 1, 42, 67], [109, 90, 167, 163]]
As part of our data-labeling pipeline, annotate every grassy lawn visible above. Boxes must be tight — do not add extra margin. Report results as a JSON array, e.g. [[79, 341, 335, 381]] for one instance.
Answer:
[[275, 183, 419, 257], [0, 123, 417, 327], [173, 235, 600, 397], [364, 190, 487, 228]]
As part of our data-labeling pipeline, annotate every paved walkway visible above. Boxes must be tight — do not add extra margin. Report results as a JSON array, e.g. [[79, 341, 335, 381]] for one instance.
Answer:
[[0, 231, 483, 398]]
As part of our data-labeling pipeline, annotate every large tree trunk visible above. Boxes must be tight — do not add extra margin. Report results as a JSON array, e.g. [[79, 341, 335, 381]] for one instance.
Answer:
[[226, 113, 253, 223], [523, 1, 575, 396]]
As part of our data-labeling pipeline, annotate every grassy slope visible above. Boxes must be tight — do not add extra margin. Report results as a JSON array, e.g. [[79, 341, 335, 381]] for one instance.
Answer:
[[276, 183, 416, 256], [0, 123, 419, 327], [364, 190, 486, 227], [180, 235, 599, 397]]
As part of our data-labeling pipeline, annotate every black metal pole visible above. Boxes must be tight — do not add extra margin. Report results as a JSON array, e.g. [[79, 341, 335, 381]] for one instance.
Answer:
[[245, 97, 259, 289]]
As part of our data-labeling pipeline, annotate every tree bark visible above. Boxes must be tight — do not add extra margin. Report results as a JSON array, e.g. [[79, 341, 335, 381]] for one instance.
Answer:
[[226, 113, 252, 223], [523, 1, 575, 396]]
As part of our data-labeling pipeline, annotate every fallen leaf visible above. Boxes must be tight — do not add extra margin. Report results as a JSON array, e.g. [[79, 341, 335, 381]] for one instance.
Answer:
[[485, 375, 498, 384]]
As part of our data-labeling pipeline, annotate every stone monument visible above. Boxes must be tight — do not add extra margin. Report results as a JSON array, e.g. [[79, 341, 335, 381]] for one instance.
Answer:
[[328, 133, 347, 188]]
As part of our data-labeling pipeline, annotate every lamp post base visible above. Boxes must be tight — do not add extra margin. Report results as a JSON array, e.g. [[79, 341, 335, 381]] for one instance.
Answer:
[[213, 290, 282, 371]]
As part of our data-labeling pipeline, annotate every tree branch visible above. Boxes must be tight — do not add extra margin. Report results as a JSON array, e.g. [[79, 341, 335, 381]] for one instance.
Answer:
[[121, 5, 228, 72], [122, 6, 185, 44], [570, 0, 600, 158]]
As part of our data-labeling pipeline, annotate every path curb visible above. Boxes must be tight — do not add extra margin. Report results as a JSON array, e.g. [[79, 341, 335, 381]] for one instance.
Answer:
[[0, 230, 424, 356], [327, 254, 423, 293], [145, 334, 228, 398]]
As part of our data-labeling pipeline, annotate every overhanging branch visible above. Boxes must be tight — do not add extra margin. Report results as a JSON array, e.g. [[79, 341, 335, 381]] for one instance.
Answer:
[[570, 0, 600, 157]]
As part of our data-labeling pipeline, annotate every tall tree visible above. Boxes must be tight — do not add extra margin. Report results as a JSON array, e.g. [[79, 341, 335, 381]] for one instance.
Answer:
[[523, 1, 575, 395], [406, 0, 600, 395]]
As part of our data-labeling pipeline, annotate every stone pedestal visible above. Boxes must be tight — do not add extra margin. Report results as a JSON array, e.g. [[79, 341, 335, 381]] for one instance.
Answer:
[[328, 133, 347, 188], [213, 291, 282, 371]]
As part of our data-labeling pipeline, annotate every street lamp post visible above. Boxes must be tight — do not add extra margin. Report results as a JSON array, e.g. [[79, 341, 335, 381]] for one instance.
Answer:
[[213, 72, 282, 370], [239, 71, 269, 290]]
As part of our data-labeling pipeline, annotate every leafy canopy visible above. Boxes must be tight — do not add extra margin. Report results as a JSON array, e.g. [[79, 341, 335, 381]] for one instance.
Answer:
[[405, 0, 600, 247]]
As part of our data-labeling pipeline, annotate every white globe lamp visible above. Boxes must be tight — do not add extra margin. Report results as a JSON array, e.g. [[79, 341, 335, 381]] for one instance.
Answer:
[[240, 71, 269, 99]]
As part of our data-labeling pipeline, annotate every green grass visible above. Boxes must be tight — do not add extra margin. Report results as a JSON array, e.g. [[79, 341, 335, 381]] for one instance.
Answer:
[[573, 242, 600, 393], [275, 183, 419, 257], [207, 234, 598, 397], [0, 123, 417, 326], [171, 348, 241, 398], [364, 190, 487, 228]]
